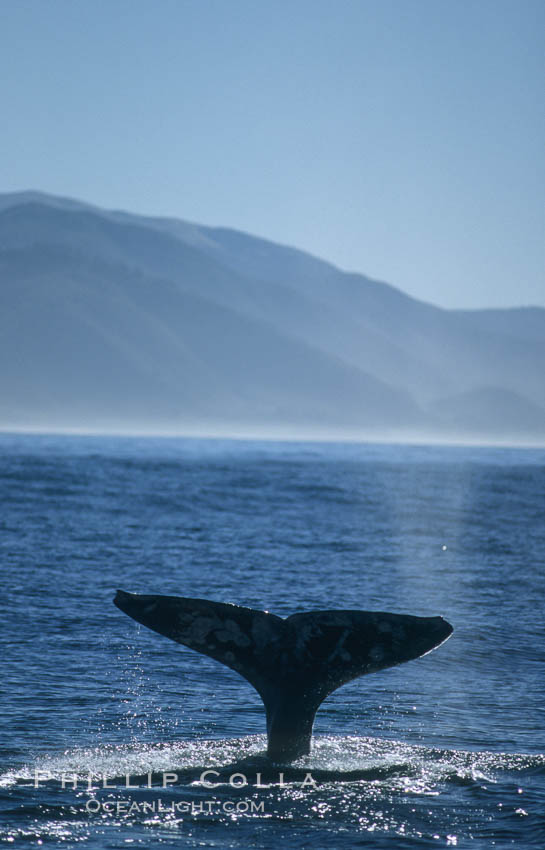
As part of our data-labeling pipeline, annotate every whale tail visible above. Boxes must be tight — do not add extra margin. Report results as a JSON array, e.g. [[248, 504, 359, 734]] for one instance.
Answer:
[[114, 590, 452, 761]]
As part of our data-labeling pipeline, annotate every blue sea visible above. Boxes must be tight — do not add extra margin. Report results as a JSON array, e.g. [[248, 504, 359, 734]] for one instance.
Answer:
[[1, 433, 544, 848]]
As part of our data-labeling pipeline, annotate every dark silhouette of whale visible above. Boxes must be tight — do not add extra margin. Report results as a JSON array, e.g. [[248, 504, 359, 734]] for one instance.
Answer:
[[114, 590, 452, 761]]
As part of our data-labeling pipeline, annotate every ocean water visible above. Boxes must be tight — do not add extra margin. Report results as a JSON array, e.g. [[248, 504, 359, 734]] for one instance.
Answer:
[[1, 433, 544, 849]]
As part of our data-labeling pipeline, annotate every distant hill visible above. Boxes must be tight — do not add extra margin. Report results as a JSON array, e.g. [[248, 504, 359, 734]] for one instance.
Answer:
[[1, 191, 544, 444]]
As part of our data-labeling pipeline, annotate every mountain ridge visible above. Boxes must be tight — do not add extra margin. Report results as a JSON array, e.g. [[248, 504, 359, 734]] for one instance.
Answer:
[[1, 191, 543, 444]]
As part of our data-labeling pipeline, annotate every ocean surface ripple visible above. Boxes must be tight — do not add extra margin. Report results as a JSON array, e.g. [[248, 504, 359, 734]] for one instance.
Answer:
[[1, 434, 544, 848]]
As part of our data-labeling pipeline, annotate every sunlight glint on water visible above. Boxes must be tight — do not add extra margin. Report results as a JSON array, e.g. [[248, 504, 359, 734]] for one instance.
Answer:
[[1, 434, 544, 848]]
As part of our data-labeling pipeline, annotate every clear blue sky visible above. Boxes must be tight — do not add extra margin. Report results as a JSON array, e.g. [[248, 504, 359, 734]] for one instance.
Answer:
[[1, 0, 543, 309]]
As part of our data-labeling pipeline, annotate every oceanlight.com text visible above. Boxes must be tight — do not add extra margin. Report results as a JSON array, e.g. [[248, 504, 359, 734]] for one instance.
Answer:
[[85, 798, 265, 816]]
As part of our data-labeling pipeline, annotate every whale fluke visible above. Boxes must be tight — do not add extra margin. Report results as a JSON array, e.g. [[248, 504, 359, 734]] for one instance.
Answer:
[[114, 590, 452, 761]]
